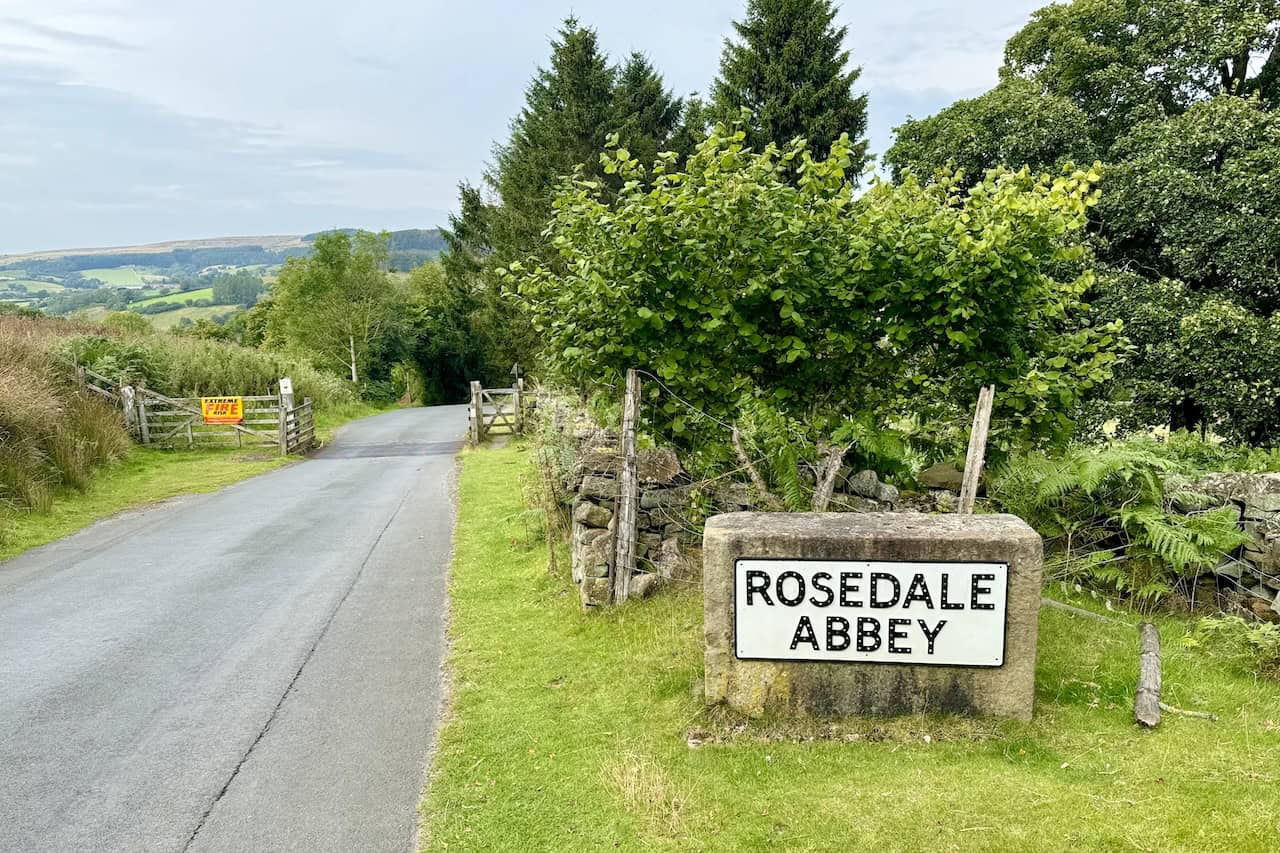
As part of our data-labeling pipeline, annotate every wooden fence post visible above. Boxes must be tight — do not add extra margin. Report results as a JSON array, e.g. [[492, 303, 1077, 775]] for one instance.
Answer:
[[120, 385, 138, 434], [958, 385, 995, 515], [612, 369, 641, 604], [136, 384, 150, 446], [514, 378, 525, 433], [469, 381, 483, 444]]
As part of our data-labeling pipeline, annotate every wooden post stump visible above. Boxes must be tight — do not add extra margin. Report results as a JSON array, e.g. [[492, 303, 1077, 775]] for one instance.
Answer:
[[1135, 622, 1162, 728], [958, 385, 995, 514]]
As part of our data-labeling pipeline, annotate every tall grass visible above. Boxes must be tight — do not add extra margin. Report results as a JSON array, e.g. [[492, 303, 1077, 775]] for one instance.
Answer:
[[0, 314, 132, 519], [58, 332, 356, 408]]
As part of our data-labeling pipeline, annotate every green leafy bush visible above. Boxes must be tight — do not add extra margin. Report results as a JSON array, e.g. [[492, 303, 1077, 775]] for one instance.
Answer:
[[512, 125, 1119, 460], [991, 442, 1250, 605], [1186, 616, 1280, 680]]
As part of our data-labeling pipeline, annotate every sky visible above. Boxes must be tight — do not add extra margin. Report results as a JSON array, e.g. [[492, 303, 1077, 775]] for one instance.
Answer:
[[0, 0, 1044, 253]]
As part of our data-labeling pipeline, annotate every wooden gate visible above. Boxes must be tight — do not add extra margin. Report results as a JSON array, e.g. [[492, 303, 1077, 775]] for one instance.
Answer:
[[75, 366, 316, 454], [468, 380, 525, 444]]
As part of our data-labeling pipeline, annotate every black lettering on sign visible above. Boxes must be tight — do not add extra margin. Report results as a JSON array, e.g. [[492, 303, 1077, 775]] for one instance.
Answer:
[[827, 616, 850, 651], [810, 572, 834, 607], [776, 571, 805, 606], [917, 619, 947, 654], [971, 573, 996, 610], [856, 617, 881, 652], [839, 572, 862, 607], [746, 570, 773, 606], [902, 573, 934, 609], [939, 574, 965, 610], [790, 615, 820, 651], [869, 572, 901, 608], [887, 618, 912, 654]]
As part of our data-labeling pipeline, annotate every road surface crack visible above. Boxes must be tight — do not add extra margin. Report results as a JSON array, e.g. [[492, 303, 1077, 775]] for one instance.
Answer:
[[179, 476, 421, 851]]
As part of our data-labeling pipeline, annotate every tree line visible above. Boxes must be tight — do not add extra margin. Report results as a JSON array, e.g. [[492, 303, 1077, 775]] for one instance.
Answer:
[[425, 0, 1280, 447]]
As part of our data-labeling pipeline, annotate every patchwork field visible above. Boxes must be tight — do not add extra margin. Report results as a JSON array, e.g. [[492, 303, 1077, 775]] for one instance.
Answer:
[[80, 267, 149, 286], [132, 287, 214, 307], [147, 305, 241, 329]]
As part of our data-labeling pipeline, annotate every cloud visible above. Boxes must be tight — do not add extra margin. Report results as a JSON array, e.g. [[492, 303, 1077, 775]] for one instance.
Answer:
[[0, 0, 1043, 251], [0, 15, 139, 52]]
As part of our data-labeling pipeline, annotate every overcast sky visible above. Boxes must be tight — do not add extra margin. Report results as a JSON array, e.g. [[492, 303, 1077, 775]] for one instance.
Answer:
[[0, 0, 1043, 253]]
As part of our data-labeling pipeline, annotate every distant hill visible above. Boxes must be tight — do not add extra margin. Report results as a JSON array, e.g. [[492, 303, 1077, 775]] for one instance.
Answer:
[[0, 228, 445, 277]]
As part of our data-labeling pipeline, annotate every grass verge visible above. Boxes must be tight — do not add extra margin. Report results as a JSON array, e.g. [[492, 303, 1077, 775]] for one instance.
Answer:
[[421, 443, 1280, 852], [0, 446, 288, 562], [0, 402, 394, 563]]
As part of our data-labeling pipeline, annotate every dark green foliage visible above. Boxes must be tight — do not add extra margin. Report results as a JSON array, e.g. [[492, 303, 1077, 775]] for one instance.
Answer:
[[1004, 0, 1280, 147], [210, 270, 265, 306], [433, 19, 694, 390], [610, 53, 683, 171], [889, 1, 1280, 439], [1100, 96, 1280, 313], [404, 262, 520, 403], [712, 0, 869, 163], [991, 441, 1250, 605], [1091, 273, 1280, 445], [885, 78, 1097, 186], [489, 18, 619, 264], [665, 96, 712, 165]]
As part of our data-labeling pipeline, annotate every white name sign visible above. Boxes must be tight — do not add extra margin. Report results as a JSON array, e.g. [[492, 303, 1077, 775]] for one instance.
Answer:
[[734, 559, 1008, 667]]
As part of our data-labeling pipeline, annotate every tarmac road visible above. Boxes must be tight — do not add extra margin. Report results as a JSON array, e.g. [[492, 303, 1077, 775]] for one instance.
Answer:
[[0, 406, 466, 852]]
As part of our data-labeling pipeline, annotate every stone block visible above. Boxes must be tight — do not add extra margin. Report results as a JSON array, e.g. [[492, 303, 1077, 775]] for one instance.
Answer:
[[703, 512, 1042, 721], [715, 481, 755, 510], [918, 462, 964, 493], [641, 486, 691, 510], [573, 499, 613, 529], [581, 474, 621, 500], [631, 572, 662, 599], [846, 470, 899, 504], [637, 448, 683, 485]]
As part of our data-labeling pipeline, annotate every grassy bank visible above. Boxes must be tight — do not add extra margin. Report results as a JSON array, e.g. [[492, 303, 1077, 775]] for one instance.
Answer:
[[0, 446, 289, 562], [421, 444, 1280, 852]]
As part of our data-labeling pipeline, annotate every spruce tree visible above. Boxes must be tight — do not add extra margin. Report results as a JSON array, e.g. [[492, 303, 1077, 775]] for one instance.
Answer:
[[610, 52, 683, 168], [712, 0, 869, 163], [488, 17, 616, 262]]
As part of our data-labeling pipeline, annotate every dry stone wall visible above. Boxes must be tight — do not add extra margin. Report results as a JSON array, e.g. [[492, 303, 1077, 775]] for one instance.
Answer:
[[564, 431, 696, 608], [1176, 473, 1280, 616]]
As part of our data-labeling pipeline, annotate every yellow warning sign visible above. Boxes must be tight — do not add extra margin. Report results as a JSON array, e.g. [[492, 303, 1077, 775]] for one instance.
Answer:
[[200, 396, 244, 425]]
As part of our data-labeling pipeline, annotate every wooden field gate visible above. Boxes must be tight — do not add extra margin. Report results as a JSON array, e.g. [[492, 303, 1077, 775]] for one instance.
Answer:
[[468, 380, 525, 444], [77, 366, 316, 454]]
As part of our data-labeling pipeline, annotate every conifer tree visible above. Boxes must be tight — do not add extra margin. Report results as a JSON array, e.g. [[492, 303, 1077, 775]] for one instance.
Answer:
[[712, 0, 869, 163], [488, 17, 616, 262], [610, 52, 683, 168]]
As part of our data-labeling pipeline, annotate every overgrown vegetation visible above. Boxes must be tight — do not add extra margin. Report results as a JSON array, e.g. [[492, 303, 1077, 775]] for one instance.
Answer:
[[0, 314, 131, 518], [990, 441, 1251, 605]]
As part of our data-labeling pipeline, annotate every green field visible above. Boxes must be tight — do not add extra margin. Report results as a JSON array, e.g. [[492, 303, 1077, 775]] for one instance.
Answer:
[[146, 305, 241, 329], [421, 444, 1280, 853], [132, 287, 214, 307], [1, 279, 66, 293], [81, 267, 148, 286]]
